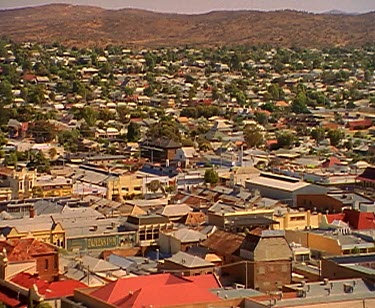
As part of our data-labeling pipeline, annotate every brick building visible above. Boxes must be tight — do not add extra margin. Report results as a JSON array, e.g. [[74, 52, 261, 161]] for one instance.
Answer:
[[141, 137, 182, 165], [222, 230, 293, 292], [0, 238, 59, 282]]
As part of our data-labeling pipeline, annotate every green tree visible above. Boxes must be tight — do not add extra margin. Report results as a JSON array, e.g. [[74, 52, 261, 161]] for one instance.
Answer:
[[311, 127, 325, 143], [327, 129, 344, 147], [255, 112, 268, 126], [82, 107, 98, 126], [204, 168, 219, 184], [291, 93, 309, 114], [276, 131, 296, 149], [244, 125, 264, 148], [0, 132, 7, 147], [127, 122, 141, 142], [29, 120, 56, 143], [146, 179, 166, 195], [147, 120, 181, 142], [0, 79, 13, 104], [28, 150, 50, 173], [58, 130, 79, 153]]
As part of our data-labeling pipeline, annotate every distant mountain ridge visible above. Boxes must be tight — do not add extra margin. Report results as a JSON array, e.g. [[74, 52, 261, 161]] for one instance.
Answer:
[[0, 4, 374, 48], [323, 9, 359, 15]]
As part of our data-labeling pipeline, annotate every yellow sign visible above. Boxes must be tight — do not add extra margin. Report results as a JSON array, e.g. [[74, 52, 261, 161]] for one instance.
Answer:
[[87, 236, 117, 249]]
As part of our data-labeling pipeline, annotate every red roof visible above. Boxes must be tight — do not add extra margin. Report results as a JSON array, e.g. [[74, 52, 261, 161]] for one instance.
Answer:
[[344, 210, 375, 230], [90, 273, 221, 308], [0, 239, 56, 262], [11, 273, 86, 299], [325, 213, 346, 224], [347, 120, 373, 130], [321, 156, 341, 168]]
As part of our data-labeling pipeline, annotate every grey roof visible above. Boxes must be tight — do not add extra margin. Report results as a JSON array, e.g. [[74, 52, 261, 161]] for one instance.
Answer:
[[156, 204, 193, 217], [328, 192, 372, 205], [33, 200, 62, 215], [81, 255, 120, 272], [273, 278, 375, 307], [172, 228, 206, 243], [107, 254, 136, 270], [208, 201, 237, 214], [166, 251, 214, 268], [211, 288, 263, 299]]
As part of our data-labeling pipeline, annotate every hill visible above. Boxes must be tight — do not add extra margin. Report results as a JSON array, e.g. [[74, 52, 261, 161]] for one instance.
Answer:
[[0, 4, 374, 48]]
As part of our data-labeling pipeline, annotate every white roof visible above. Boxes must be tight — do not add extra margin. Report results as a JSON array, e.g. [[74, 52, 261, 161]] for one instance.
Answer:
[[246, 175, 310, 192]]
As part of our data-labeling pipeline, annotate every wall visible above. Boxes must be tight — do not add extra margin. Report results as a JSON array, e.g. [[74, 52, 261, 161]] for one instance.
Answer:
[[254, 260, 292, 291], [36, 253, 59, 282], [297, 194, 343, 213], [245, 182, 293, 205], [321, 258, 375, 281], [159, 260, 215, 276], [207, 213, 225, 229], [107, 173, 143, 200], [274, 211, 322, 230], [285, 230, 342, 256]]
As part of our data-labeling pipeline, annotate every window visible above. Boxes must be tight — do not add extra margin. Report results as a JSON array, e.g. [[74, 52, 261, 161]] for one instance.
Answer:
[[258, 266, 265, 274], [45, 259, 49, 270], [281, 265, 288, 272]]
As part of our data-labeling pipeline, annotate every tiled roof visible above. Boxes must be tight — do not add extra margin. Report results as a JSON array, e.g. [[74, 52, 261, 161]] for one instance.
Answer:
[[0, 239, 56, 262], [166, 251, 214, 268], [11, 272, 86, 298], [201, 230, 245, 255]]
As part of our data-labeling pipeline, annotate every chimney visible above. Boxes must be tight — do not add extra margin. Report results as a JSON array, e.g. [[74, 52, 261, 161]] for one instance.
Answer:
[[29, 206, 35, 218]]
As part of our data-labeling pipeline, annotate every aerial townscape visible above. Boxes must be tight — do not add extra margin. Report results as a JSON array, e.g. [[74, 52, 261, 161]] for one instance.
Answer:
[[0, 2, 375, 308]]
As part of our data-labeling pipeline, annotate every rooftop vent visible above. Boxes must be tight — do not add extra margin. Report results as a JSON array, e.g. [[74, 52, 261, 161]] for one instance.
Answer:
[[344, 283, 354, 293], [296, 288, 306, 298]]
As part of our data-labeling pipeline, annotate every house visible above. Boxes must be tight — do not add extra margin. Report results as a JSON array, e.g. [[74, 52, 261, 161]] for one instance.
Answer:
[[156, 203, 193, 221], [106, 172, 143, 201], [0, 238, 59, 282], [73, 273, 222, 308], [347, 119, 373, 130], [141, 137, 182, 165], [174, 147, 198, 168], [159, 228, 207, 254], [200, 230, 245, 264], [0, 167, 37, 200], [158, 251, 215, 276], [34, 175, 73, 198], [7, 119, 28, 139], [0, 214, 65, 248]]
